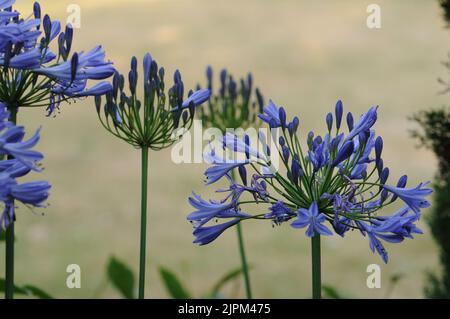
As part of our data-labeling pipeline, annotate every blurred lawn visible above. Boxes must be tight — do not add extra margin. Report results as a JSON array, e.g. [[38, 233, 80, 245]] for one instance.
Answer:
[[0, 0, 447, 298]]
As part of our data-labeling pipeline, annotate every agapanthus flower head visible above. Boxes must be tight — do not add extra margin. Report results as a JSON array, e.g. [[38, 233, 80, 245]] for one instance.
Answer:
[[197, 66, 265, 132], [188, 99, 432, 263], [0, 1, 114, 116], [0, 102, 50, 231], [95, 53, 210, 149]]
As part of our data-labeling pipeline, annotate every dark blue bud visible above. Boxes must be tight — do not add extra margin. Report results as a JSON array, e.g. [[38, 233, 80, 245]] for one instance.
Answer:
[[375, 136, 383, 163], [255, 88, 264, 113], [332, 140, 354, 166], [288, 122, 295, 137], [43, 15, 51, 40], [279, 107, 287, 128], [143, 53, 152, 83], [244, 134, 250, 159], [397, 175, 407, 188], [95, 95, 101, 113], [70, 53, 78, 82], [389, 175, 408, 203], [307, 131, 314, 150], [65, 25, 73, 53], [57, 33, 66, 59], [219, 69, 227, 97], [129, 69, 137, 95], [247, 73, 253, 91], [377, 158, 384, 176], [335, 100, 343, 130], [346, 112, 354, 131], [279, 136, 285, 146], [33, 2, 41, 20], [282, 145, 290, 162], [293, 116, 300, 132], [206, 66, 213, 90], [291, 158, 301, 185], [380, 167, 389, 185], [238, 165, 247, 185], [131, 56, 138, 72], [380, 189, 389, 203], [326, 112, 333, 131], [174, 69, 182, 84]]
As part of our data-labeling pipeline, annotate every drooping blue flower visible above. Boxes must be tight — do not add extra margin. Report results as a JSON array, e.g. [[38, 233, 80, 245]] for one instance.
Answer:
[[383, 182, 432, 214], [187, 192, 249, 226], [0, 125, 43, 169], [193, 219, 241, 245], [291, 202, 333, 237]]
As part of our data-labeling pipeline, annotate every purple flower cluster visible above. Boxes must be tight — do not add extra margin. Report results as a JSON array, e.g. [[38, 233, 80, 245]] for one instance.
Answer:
[[188, 99, 432, 263], [0, 102, 50, 230], [0, 0, 114, 115]]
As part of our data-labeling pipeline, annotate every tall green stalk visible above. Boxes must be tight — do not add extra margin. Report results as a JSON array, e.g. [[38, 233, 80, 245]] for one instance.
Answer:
[[231, 170, 252, 299], [138, 147, 149, 299], [311, 234, 321, 299], [4, 106, 17, 299]]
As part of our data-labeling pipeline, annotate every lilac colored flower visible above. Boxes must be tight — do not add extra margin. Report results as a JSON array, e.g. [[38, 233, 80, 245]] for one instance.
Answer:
[[265, 201, 295, 225], [193, 219, 241, 245], [383, 182, 432, 214], [347, 106, 378, 140], [291, 202, 333, 237], [0, 1, 115, 116], [0, 125, 43, 169], [181, 89, 211, 108], [187, 192, 249, 225], [258, 100, 281, 128]]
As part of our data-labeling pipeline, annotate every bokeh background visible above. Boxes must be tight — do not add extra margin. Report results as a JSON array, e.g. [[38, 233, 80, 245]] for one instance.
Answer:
[[0, 0, 447, 298]]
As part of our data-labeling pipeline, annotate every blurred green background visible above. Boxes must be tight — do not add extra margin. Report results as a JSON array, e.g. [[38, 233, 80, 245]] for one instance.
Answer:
[[0, 0, 447, 298]]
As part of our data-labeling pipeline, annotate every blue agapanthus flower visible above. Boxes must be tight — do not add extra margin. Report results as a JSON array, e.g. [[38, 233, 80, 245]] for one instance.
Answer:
[[187, 99, 432, 263], [0, 103, 50, 230], [0, 0, 114, 116]]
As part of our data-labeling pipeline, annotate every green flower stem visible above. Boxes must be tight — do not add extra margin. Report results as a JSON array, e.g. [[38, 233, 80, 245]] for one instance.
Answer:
[[138, 146, 149, 299], [231, 170, 252, 299], [236, 223, 252, 299], [5, 106, 17, 299], [311, 234, 321, 299]]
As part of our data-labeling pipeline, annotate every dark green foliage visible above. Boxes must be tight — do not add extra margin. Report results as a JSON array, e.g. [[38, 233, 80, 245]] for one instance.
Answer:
[[107, 256, 136, 299], [159, 267, 192, 299], [0, 278, 52, 299], [411, 107, 450, 179], [159, 265, 245, 299], [439, 0, 450, 25], [412, 107, 450, 298]]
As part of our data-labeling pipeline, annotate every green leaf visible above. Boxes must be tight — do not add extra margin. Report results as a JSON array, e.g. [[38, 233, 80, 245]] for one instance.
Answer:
[[159, 266, 191, 299], [210, 267, 243, 297], [21, 285, 53, 299], [107, 256, 135, 299], [322, 284, 345, 299], [0, 278, 53, 299]]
